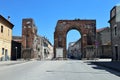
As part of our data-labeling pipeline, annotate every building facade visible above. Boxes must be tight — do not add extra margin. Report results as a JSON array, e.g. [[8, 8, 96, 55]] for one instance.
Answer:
[[84, 45, 96, 59], [96, 27, 112, 58], [42, 37, 53, 60], [68, 42, 75, 58], [68, 39, 82, 59], [109, 5, 120, 61], [0, 15, 14, 61]]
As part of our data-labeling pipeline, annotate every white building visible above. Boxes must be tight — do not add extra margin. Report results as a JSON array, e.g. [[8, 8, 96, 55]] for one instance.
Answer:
[[37, 36, 53, 60], [68, 39, 82, 59], [42, 37, 53, 60]]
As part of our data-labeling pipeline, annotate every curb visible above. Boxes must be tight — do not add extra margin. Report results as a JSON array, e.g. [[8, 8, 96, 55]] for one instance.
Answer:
[[0, 61, 29, 67]]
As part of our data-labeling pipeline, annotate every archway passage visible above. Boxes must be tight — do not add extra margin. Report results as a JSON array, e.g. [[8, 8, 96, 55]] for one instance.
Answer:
[[67, 29, 81, 59], [54, 19, 96, 59]]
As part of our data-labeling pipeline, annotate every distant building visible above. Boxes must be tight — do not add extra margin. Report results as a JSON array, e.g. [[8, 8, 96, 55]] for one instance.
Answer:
[[84, 45, 96, 59], [109, 5, 120, 61], [0, 15, 14, 61], [42, 37, 53, 60], [21, 18, 38, 59], [36, 35, 44, 60], [11, 36, 22, 60], [68, 42, 75, 58], [96, 27, 112, 58], [68, 39, 82, 59]]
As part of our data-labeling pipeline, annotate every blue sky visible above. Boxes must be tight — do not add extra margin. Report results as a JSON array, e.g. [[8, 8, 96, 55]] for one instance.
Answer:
[[0, 0, 120, 45]]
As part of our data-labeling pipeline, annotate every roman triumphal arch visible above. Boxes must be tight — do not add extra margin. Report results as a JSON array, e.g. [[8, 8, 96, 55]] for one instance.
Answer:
[[54, 19, 96, 58]]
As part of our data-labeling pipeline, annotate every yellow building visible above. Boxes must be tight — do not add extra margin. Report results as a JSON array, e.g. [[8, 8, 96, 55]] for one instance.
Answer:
[[0, 15, 14, 61]]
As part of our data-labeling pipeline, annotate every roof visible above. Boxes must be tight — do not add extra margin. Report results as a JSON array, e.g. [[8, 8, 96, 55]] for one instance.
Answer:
[[69, 38, 81, 47], [12, 36, 22, 43], [12, 36, 22, 39], [42, 37, 53, 46], [96, 27, 109, 33], [0, 15, 14, 29]]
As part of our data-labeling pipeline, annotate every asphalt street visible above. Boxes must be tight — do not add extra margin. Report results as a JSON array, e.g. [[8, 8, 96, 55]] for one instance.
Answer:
[[0, 60, 120, 80]]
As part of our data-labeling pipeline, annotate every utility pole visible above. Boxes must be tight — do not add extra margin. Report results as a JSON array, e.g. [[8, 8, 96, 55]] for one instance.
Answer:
[[15, 47, 17, 60]]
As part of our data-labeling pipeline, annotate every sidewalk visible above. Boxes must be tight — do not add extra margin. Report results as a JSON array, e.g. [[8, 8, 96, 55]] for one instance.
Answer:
[[0, 61, 28, 66], [92, 61, 120, 72]]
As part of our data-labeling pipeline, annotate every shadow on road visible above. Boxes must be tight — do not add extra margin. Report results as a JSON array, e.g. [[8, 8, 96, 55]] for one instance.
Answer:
[[85, 61, 120, 77]]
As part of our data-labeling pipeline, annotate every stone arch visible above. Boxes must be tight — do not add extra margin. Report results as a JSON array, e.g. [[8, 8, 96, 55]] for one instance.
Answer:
[[54, 19, 96, 58], [66, 26, 82, 53]]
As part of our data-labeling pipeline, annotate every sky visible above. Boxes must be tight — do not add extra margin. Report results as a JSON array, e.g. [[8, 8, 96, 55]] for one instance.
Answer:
[[0, 0, 120, 46]]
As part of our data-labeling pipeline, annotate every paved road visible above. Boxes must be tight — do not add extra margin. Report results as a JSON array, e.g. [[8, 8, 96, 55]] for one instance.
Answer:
[[0, 60, 120, 80]]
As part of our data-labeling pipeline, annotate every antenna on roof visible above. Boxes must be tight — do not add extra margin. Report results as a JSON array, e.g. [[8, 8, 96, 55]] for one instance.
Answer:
[[8, 16, 10, 21]]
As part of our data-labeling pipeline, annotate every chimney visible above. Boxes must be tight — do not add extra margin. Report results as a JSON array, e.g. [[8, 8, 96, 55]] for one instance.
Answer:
[[8, 16, 10, 21]]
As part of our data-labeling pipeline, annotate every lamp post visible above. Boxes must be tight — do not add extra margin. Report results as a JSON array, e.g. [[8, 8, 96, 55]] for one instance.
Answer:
[[15, 47, 17, 60]]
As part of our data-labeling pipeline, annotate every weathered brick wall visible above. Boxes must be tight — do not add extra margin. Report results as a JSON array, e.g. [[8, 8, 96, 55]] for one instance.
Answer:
[[21, 18, 37, 59], [54, 19, 96, 58]]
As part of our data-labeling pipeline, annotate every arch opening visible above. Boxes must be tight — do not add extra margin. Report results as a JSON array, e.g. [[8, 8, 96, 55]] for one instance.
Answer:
[[67, 29, 82, 59]]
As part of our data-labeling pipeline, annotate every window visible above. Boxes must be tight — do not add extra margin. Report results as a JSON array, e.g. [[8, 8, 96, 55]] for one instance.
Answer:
[[44, 42, 48, 47], [24, 26, 26, 28], [8, 29, 9, 36], [111, 8, 116, 18], [26, 21, 31, 24], [5, 49, 8, 61], [2, 48, 4, 55], [5, 49, 8, 56], [28, 26, 31, 28], [114, 27, 117, 36], [1, 25, 3, 33], [44, 49, 46, 53], [115, 46, 118, 60]]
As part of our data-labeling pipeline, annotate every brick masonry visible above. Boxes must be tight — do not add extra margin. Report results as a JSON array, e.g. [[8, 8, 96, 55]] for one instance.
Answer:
[[21, 18, 37, 59], [54, 19, 96, 58]]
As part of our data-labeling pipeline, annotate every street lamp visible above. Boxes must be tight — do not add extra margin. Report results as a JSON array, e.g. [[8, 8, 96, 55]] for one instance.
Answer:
[[15, 47, 17, 60]]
